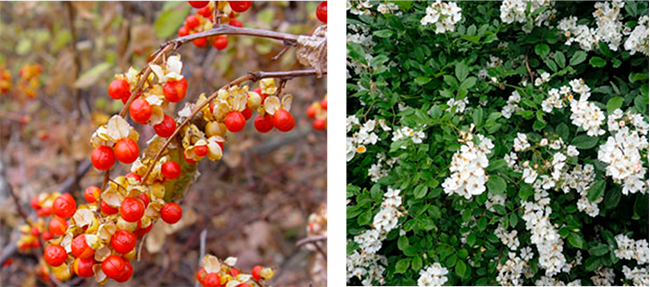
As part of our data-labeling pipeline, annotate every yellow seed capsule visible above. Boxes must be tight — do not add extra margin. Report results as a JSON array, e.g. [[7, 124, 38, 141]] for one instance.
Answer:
[[205, 121, 227, 137], [260, 267, 275, 280], [247, 91, 262, 110]]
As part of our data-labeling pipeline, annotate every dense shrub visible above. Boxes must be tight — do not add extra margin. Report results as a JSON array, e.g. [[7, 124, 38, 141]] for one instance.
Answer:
[[346, 1, 649, 286]]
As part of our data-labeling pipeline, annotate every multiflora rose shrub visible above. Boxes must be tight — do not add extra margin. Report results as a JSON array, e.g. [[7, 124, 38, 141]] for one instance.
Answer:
[[346, 1, 648, 286]]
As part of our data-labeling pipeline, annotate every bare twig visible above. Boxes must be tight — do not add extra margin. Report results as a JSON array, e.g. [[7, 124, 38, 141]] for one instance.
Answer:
[[525, 46, 534, 83], [295, 235, 327, 248]]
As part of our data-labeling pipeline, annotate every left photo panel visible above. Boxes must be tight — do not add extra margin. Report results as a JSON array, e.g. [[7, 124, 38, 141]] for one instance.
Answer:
[[0, 1, 327, 287]]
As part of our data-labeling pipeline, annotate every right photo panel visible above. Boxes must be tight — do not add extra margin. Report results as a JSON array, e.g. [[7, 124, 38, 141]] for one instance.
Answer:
[[346, 1, 649, 286]]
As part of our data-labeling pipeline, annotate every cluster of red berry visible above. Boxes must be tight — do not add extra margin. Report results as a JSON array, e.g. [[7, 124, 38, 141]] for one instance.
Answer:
[[15, 194, 61, 252], [180, 1, 252, 49], [0, 65, 11, 94], [306, 96, 327, 130], [196, 255, 274, 287]]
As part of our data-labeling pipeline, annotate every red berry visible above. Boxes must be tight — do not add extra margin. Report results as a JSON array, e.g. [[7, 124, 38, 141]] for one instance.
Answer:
[[202, 273, 221, 287], [212, 36, 228, 50], [237, 284, 252, 287], [229, 19, 243, 27], [313, 119, 326, 130], [31, 226, 40, 237], [194, 145, 208, 157], [49, 217, 68, 236], [241, 107, 252, 120], [193, 37, 208, 48], [229, 268, 241, 277], [111, 230, 137, 254], [163, 78, 188, 102], [44, 245, 67, 267], [134, 220, 153, 236], [228, 1, 252, 13], [129, 97, 153, 124], [120, 197, 145, 223], [272, 109, 295, 132], [53, 193, 76, 219], [178, 26, 190, 37], [307, 106, 317, 118], [153, 115, 176, 138], [198, 6, 212, 17], [114, 138, 139, 164], [162, 161, 181, 180], [185, 15, 200, 30], [91, 145, 115, 171], [115, 260, 133, 282], [316, 0, 336, 23], [30, 197, 41, 210], [125, 172, 142, 182], [39, 206, 52, 217], [160, 203, 183, 224], [101, 200, 119, 215], [251, 265, 263, 281], [101, 255, 126, 279], [224, 111, 246, 132], [254, 114, 274, 133], [42, 231, 53, 241], [139, 193, 150, 208], [71, 234, 95, 259], [108, 79, 131, 100], [84, 186, 101, 203], [320, 100, 336, 110], [196, 268, 207, 283], [184, 152, 198, 164], [189, 1, 209, 9], [73, 257, 96, 278]]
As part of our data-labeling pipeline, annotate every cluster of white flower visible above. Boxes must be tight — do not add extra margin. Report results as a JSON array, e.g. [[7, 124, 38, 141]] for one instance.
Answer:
[[535, 276, 581, 286], [420, 0, 462, 34], [391, 126, 426, 148], [373, 188, 404, 234], [347, 0, 373, 16], [442, 133, 494, 199], [417, 263, 449, 286], [368, 153, 399, 182], [501, 90, 523, 119], [570, 98, 606, 137], [590, 268, 615, 286], [348, 188, 405, 285], [347, 24, 374, 51], [614, 234, 649, 265], [541, 85, 572, 113], [347, 117, 391, 161], [347, 251, 387, 286], [500, 0, 556, 33], [496, 252, 526, 286], [377, 3, 400, 15], [592, 0, 627, 50], [534, 71, 551, 87], [521, 189, 566, 277], [624, 16, 649, 56], [561, 164, 600, 217], [510, 132, 601, 217], [622, 265, 649, 286], [558, 0, 648, 55], [598, 110, 649, 195], [495, 223, 521, 251], [446, 97, 469, 113]]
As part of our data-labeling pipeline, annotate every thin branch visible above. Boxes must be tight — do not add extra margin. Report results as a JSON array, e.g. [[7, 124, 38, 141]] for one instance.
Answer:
[[295, 235, 327, 248], [141, 69, 326, 182], [525, 46, 534, 83], [164, 25, 300, 48]]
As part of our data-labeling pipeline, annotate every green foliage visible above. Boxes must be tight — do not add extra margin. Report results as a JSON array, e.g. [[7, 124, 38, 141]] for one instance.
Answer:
[[347, 1, 648, 286]]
